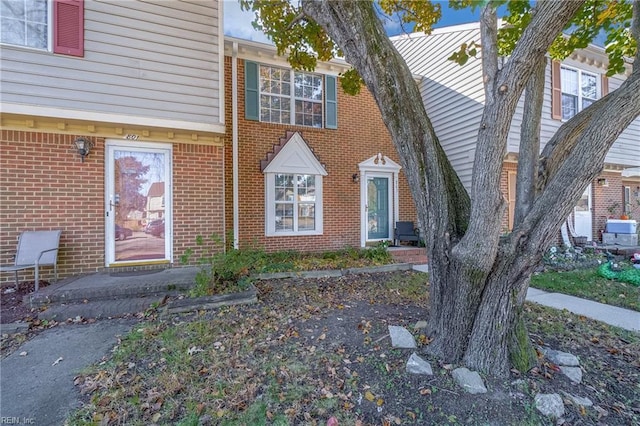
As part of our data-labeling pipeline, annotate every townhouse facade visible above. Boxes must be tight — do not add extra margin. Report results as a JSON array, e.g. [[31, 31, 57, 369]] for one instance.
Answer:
[[392, 23, 640, 242], [0, 1, 416, 285]]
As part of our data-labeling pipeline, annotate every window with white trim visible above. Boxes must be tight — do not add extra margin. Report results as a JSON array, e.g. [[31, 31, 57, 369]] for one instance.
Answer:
[[259, 65, 323, 128], [273, 174, 317, 232], [1, 0, 84, 56], [560, 66, 598, 120], [263, 132, 326, 236], [1, 0, 48, 49]]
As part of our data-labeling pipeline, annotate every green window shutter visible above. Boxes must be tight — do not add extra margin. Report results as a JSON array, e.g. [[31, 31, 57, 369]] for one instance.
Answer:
[[325, 75, 337, 129], [245, 61, 259, 121]]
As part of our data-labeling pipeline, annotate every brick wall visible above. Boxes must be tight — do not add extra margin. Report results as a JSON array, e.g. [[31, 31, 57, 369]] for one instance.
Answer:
[[1, 130, 225, 283], [593, 172, 639, 239], [498, 164, 637, 243], [224, 57, 416, 252], [172, 143, 225, 262], [499, 162, 518, 232], [1, 131, 105, 282]]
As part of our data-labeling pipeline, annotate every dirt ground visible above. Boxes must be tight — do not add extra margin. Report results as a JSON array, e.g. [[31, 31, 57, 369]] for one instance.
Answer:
[[2, 271, 638, 425], [59, 272, 640, 425], [0, 280, 45, 324]]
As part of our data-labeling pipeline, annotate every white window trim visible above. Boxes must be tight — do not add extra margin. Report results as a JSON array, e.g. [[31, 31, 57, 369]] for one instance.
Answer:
[[259, 64, 325, 128], [263, 132, 327, 237], [265, 173, 323, 236], [560, 64, 600, 120], [0, 0, 52, 52]]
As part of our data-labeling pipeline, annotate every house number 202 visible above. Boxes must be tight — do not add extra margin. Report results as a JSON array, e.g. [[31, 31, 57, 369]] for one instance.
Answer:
[[124, 134, 139, 140]]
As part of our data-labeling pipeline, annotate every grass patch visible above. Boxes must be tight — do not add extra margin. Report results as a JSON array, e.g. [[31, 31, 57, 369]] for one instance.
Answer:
[[530, 267, 640, 311], [182, 236, 394, 297]]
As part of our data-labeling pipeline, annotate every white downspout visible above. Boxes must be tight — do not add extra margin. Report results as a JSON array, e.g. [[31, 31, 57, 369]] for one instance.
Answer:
[[232, 42, 239, 249]]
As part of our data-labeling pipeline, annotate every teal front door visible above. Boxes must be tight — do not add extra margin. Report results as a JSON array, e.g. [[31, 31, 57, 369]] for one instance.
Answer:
[[367, 176, 390, 240]]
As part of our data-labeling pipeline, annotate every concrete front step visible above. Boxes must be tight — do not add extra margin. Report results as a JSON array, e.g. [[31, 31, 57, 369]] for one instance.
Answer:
[[39, 296, 165, 321], [26, 280, 194, 307]]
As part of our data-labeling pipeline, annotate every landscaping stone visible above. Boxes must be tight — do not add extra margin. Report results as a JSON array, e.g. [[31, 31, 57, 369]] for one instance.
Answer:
[[534, 393, 565, 418], [560, 366, 583, 384], [406, 352, 433, 375], [451, 367, 487, 394], [0, 321, 30, 335], [413, 320, 427, 329], [388, 326, 417, 348], [542, 348, 580, 366], [563, 392, 593, 407]]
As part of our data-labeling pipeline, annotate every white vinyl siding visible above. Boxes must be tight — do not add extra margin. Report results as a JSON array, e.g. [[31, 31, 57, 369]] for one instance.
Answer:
[[1, 0, 223, 129], [392, 28, 639, 183], [507, 58, 639, 169], [393, 28, 484, 189]]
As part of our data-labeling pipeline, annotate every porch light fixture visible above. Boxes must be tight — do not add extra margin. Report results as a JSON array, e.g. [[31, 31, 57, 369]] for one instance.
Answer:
[[352, 173, 359, 184], [73, 137, 93, 162], [596, 178, 608, 187]]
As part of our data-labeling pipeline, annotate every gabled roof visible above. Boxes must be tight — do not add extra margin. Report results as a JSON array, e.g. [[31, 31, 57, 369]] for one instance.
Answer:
[[261, 131, 327, 176], [147, 182, 165, 197]]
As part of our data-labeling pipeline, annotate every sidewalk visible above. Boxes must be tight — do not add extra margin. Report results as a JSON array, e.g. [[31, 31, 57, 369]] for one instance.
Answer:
[[525, 287, 640, 332], [411, 264, 639, 332]]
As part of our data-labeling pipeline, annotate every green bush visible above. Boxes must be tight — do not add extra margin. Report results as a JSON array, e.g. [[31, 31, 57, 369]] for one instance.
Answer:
[[181, 238, 395, 297]]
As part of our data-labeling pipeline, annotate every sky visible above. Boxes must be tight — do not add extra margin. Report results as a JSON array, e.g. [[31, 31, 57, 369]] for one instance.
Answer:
[[223, 1, 486, 44]]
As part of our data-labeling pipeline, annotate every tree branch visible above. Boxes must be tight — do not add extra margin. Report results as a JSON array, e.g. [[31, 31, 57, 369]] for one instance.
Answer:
[[521, 72, 640, 252], [500, 1, 586, 98], [632, 0, 640, 77], [514, 57, 545, 226], [300, 0, 470, 247]]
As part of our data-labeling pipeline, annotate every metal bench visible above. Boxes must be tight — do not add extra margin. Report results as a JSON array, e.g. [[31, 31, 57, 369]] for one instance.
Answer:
[[1, 230, 62, 292]]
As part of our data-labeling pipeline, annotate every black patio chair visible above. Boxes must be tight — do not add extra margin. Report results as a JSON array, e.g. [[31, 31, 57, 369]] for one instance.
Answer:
[[394, 221, 420, 246]]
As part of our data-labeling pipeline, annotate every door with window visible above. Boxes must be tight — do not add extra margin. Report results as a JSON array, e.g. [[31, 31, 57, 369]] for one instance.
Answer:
[[574, 185, 592, 241], [105, 142, 172, 266], [366, 174, 392, 241]]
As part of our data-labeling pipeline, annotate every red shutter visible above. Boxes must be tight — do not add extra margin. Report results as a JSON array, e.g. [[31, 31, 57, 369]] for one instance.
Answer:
[[601, 74, 609, 97], [53, 0, 84, 57], [551, 60, 562, 120]]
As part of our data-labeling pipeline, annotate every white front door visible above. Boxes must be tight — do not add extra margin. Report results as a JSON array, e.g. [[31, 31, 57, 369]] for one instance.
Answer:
[[105, 141, 172, 266], [574, 185, 592, 241]]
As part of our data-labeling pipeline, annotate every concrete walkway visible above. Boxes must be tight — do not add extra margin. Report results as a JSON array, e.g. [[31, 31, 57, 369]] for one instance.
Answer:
[[525, 287, 640, 332], [0, 319, 136, 425], [411, 264, 640, 332]]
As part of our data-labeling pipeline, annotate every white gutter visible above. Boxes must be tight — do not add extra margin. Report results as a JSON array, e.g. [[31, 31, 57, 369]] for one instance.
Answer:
[[622, 167, 640, 177], [232, 42, 240, 249]]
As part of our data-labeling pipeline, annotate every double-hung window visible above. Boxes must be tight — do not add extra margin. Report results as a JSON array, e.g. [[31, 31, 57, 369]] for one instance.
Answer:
[[274, 174, 317, 232], [245, 61, 338, 129], [1, 0, 48, 49], [259, 65, 323, 127], [560, 66, 598, 120], [0, 0, 84, 56]]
